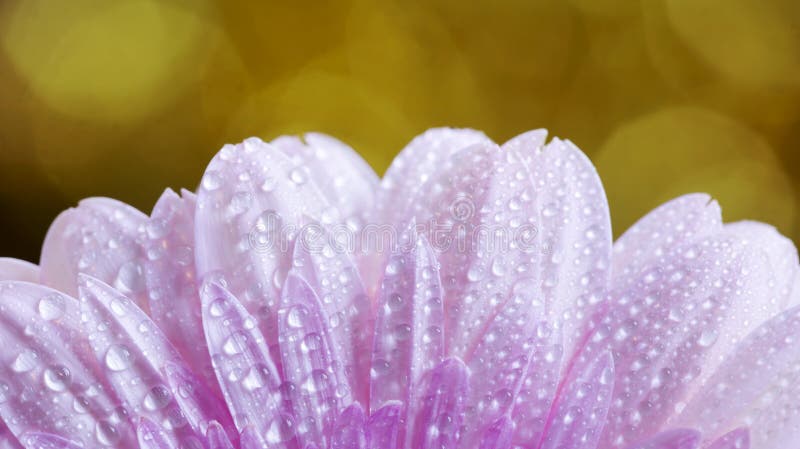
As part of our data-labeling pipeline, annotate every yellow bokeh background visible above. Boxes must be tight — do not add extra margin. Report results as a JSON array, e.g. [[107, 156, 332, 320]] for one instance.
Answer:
[[0, 0, 798, 262]]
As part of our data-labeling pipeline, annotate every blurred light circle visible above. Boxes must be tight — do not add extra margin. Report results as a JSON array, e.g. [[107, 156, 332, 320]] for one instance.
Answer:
[[1, 0, 213, 122], [228, 66, 416, 173], [596, 106, 796, 237], [663, 0, 800, 89], [343, 1, 482, 128], [642, 0, 800, 126]]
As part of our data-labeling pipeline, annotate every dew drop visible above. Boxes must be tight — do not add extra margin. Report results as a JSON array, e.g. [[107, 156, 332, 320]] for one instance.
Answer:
[[288, 168, 308, 185], [38, 294, 66, 320], [387, 293, 404, 312], [209, 298, 228, 318], [146, 219, 168, 240], [394, 324, 412, 341], [202, 171, 222, 191], [43, 365, 72, 392], [222, 332, 248, 356], [242, 364, 273, 391], [261, 176, 277, 192], [422, 326, 441, 345], [328, 311, 343, 329], [491, 258, 506, 277], [697, 330, 719, 348], [265, 415, 295, 443], [542, 202, 559, 218], [385, 258, 401, 276], [104, 345, 133, 371], [73, 396, 90, 413], [11, 350, 38, 373], [305, 369, 330, 393], [95, 420, 120, 446], [109, 298, 127, 317], [467, 266, 483, 282], [286, 305, 308, 329], [301, 333, 322, 352], [0, 383, 9, 403], [229, 191, 253, 215], [143, 384, 172, 411], [371, 359, 391, 379], [115, 261, 144, 294]]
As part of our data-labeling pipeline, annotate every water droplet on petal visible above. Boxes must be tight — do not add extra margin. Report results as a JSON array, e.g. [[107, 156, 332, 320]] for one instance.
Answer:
[[261, 176, 277, 192], [38, 294, 66, 320], [11, 350, 38, 373], [286, 305, 308, 329], [115, 261, 144, 294], [697, 330, 719, 347], [289, 168, 307, 185], [96, 420, 121, 446], [0, 383, 10, 403], [265, 415, 295, 443], [242, 364, 272, 391], [43, 365, 72, 392], [143, 384, 172, 411], [202, 171, 222, 191], [104, 344, 133, 371], [209, 298, 228, 317], [222, 332, 248, 356]]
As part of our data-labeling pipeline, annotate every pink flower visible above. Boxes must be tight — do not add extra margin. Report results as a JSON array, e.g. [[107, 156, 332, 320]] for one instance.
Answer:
[[0, 129, 797, 449]]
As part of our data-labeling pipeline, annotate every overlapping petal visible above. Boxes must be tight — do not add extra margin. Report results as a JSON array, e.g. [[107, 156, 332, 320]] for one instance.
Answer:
[[0, 281, 138, 448], [0, 128, 797, 449], [0, 258, 39, 283], [143, 189, 217, 391], [40, 197, 149, 309]]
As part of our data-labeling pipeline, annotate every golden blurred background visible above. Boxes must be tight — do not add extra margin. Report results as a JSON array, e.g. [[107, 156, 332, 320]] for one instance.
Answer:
[[0, 0, 798, 262]]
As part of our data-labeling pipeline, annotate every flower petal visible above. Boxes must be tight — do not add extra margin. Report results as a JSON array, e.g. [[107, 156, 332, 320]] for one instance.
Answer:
[[137, 417, 176, 449], [376, 127, 490, 227], [537, 350, 614, 449], [598, 234, 777, 447], [200, 280, 282, 437], [0, 258, 39, 283], [405, 136, 612, 364], [78, 275, 233, 441], [675, 305, 800, 447], [478, 416, 513, 449], [144, 189, 218, 391], [509, 326, 564, 447], [272, 132, 379, 224], [365, 402, 403, 449], [612, 194, 722, 281], [724, 221, 799, 309], [163, 362, 236, 439], [500, 129, 548, 166], [404, 141, 540, 358], [624, 429, 701, 449], [195, 138, 333, 353], [277, 272, 350, 448], [40, 197, 149, 309], [371, 228, 444, 414], [238, 426, 265, 449], [520, 138, 612, 354], [332, 404, 366, 449], [461, 315, 560, 447], [19, 433, 83, 449], [0, 423, 21, 449], [0, 281, 137, 447], [293, 224, 372, 404], [706, 428, 749, 449], [206, 421, 235, 449], [408, 358, 468, 449]]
